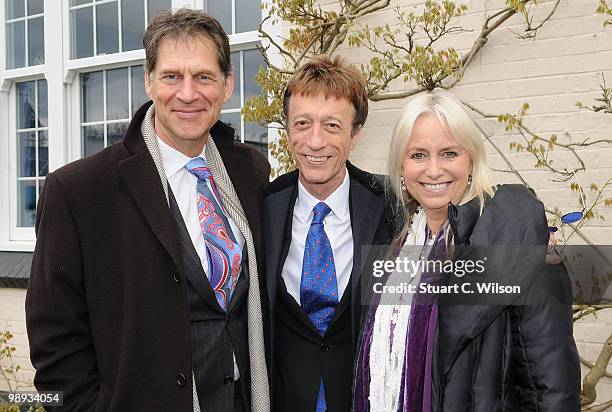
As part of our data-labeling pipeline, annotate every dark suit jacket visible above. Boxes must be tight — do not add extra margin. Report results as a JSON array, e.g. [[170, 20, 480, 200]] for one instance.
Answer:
[[25, 101, 270, 411], [263, 163, 392, 412]]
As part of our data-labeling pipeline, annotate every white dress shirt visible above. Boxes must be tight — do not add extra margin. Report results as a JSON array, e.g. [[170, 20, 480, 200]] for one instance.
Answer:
[[157, 136, 243, 380], [281, 170, 354, 306], [157, 137, 245, 273]]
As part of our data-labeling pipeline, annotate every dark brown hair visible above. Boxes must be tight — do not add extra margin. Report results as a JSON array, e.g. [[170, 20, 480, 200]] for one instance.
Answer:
[[283, 55, 369, 135], [143, 8, 231, 77]]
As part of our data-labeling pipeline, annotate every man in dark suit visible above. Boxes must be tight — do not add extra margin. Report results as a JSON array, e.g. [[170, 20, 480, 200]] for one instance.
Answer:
[[25, 9, 270, 411], [264, 56, 392, 412]]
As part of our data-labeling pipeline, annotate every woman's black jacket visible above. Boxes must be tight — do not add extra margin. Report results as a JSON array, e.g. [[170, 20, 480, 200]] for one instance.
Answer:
[[430, 184, 581, 411]]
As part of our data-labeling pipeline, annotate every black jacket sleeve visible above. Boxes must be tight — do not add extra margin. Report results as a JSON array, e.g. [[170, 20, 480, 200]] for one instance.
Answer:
[[494, 185, 581, 410], [25, 173, 100, 411]]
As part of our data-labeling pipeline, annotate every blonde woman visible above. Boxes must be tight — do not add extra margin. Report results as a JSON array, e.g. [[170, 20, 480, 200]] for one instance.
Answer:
[[353, 90, 580, 411]]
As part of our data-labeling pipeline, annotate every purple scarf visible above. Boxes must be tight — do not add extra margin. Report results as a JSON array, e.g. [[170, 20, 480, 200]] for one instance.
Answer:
[[353, 227, 448, 412]]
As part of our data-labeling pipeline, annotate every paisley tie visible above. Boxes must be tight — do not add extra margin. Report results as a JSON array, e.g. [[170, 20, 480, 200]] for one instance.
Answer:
[[186, 157, 242, 310]]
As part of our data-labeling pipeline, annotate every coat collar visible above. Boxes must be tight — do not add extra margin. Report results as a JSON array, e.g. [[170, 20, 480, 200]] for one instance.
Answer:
[[439, 185, 549, 376], [119, 101, 248, 274]]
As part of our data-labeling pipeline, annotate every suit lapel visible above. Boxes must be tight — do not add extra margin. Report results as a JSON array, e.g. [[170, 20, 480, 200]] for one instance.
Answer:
[[168, 187, 224, 313], [264, 184, 297, 317], [346, 171, 385, 345], [119, 150, 182, 271]]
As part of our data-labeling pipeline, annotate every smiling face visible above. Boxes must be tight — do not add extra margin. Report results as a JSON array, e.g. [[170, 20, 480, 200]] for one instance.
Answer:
[[287, 93, 360, 200], [402, 112, 472, 215], [144, 36, 233, 157]]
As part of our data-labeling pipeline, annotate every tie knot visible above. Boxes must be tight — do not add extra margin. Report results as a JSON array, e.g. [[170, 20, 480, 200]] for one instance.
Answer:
[[185, 157, 212, 182], [312, 202, 331, 225]]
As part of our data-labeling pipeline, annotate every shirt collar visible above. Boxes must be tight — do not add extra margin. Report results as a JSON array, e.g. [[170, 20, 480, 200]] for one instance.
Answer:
[[296, 168, 351, 221], [156, 136, 208, 178]]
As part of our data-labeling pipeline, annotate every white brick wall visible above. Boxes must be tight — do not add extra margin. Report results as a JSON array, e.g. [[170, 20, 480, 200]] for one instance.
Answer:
[[345, 0, 612, 245], [339, 0, 612, 405], [0, 288, 35, 392]]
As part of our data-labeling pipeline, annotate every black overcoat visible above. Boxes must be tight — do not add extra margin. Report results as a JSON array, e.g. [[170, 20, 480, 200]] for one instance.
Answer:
[[25, 101, 270, 411]]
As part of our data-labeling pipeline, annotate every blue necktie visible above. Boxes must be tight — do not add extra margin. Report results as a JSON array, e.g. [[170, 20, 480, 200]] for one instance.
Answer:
[[186, 157, 242, 310], [300, 202, 338, 412]]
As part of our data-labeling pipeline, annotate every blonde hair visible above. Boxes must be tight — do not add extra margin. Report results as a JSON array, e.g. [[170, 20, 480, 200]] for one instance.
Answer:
[[387, 90, 495, 243]]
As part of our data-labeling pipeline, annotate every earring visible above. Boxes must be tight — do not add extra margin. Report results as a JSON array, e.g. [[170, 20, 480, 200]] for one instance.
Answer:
[[400, 176, 407, 191], [467, 174, 473, 188]]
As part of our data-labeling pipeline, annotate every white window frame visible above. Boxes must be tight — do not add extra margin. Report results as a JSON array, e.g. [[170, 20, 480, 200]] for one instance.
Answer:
[[0, 0, 275, 251], [0, 0, 61, 251], [69, 62, 146, 161], [5, 0, 45, 69], [8, 78, 49, 241], [68, 0, 169, 59]]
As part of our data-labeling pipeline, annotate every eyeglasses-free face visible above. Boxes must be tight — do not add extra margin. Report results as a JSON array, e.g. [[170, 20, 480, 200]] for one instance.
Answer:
[[144, 36, 234, 158], [401, 112, 472, 216]]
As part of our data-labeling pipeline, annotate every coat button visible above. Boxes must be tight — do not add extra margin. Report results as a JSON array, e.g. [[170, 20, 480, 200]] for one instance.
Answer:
[[176, 373, 187, 387], [320, 342, 329, 352], [223, 376, 234, 386]]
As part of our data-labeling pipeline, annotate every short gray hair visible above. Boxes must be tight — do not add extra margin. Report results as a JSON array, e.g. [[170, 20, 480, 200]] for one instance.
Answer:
[[143, 8, 231, 77]]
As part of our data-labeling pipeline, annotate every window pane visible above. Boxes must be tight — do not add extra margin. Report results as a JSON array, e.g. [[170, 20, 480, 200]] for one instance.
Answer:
[[38, 80, 48, 127], [96, 2, 119, 54], [225, 52, 240, 110], [7, 0, 25, 19], [108, 122, 128, 145], [81, 71, 104, 122], [83, 125, 104, 156], [206, 0, 232, 34], [121, 0, 144, 51], [70, 0, 91, 6], [130, 65, 148, 114], [17, 81, 35, 129], [27, 17, 45, 66], [244, 121, 267, 155], [27, 0, 43, 15], [147, 0, 171, 24], [18, 180, 37, 227], [18, 131, 36, 177], [38, 130, 48, 176], [244, 49, 265, 102], [236, 0, 260, 33], [72, 7, 94, 58], [7, 21, 25, 69], [221, 112, 241, 140], [106, 68, 129, 120]]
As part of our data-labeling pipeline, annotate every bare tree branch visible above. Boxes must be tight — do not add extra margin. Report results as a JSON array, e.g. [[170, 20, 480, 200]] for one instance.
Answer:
[[258, 17, 297, 65], [582, 399, 612, 412], [370, 86, 428, 101], [581, 333, 612, 406], [580, 355, 612, 379], [520, 0, 562, 38], [574, 305, 612, 322]]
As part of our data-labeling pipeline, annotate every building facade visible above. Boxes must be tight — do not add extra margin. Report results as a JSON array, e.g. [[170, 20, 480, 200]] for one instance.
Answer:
[[1, 0, 611, 405]]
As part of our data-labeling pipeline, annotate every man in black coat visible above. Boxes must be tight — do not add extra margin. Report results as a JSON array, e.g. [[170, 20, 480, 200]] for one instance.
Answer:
[[25, 9, 270, 411], [263, 55, 392, 412]]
